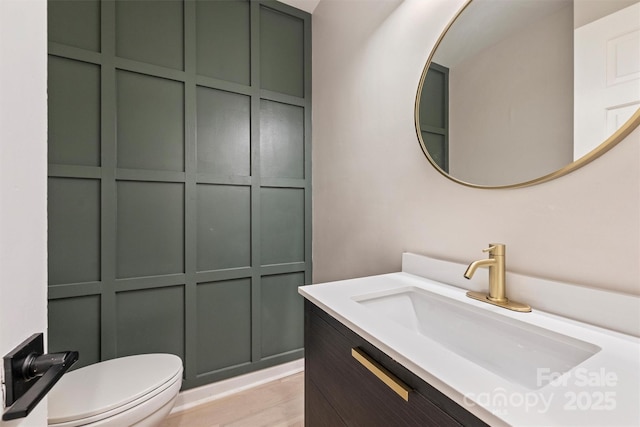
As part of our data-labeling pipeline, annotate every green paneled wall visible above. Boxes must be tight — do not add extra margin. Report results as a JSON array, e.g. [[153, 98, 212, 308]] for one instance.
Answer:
[[196, 0, 250, 85], [419, 62, 449, 172], [196, 278, 252, 373], [48, 57, 101, 166], [47, 0, 311, 389]]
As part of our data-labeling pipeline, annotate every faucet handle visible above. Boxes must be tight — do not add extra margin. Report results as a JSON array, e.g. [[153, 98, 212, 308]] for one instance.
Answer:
[[483, 243, 505, 256]]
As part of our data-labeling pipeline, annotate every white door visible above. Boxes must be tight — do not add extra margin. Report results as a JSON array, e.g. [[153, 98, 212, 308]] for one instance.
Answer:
[[574, 2, 640, 160], [0, 0, 48, 425]]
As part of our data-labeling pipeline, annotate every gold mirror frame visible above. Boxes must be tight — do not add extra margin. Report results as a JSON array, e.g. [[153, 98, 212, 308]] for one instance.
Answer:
[[415, 0, 640, 189]]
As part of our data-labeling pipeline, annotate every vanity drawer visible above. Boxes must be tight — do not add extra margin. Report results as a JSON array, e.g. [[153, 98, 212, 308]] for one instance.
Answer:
[[304, 300, 487, 427]]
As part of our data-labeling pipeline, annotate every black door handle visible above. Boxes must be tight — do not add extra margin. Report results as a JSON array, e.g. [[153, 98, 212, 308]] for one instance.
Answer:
[[3, 333, 79, 421]]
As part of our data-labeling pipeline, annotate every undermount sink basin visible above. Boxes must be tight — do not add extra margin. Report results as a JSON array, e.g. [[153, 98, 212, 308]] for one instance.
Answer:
[[353, 287, 601, 390]]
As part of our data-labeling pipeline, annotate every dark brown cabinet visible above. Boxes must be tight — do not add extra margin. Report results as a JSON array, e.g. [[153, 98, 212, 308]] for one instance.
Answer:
[[304, 300, 488, 427]]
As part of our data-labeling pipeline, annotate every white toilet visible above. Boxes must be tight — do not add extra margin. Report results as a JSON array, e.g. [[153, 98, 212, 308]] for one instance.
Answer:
[[48, 354, 183, 427]]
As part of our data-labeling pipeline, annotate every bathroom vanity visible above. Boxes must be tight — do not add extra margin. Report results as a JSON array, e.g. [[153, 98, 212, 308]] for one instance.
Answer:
[[299, 253, 640, 426], [305, 300, 486, 426]]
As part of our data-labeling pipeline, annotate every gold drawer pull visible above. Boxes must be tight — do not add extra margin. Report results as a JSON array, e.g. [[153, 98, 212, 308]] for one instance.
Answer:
[[351, 347, 411, 401]]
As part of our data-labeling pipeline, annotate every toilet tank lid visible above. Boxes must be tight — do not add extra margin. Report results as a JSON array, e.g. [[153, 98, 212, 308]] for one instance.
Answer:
[[48, 353, 183, 424]]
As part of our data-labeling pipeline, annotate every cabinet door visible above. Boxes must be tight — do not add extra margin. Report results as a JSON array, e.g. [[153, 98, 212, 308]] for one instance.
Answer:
[[305, 301, 481, 427], [305, 379, 347, 427]]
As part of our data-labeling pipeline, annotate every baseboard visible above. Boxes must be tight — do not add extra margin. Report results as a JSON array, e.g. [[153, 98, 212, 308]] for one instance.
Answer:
[[170, 358, 305, 414]]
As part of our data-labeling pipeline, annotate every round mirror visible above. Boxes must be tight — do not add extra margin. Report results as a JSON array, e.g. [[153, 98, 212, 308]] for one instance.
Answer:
[[415, 0, 640, 188]]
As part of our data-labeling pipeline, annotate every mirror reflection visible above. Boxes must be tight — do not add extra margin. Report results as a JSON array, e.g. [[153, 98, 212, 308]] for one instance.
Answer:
[[416, 0, 640, 187]]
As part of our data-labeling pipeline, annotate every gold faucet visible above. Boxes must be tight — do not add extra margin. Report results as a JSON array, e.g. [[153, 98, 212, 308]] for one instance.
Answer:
[[464, 244, 531, 312]]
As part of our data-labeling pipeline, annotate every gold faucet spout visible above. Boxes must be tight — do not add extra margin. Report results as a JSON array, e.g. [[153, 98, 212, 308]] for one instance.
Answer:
[[464, 258, 496, 279]]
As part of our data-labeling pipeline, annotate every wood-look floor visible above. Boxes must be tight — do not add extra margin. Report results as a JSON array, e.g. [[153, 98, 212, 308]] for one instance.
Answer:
[[161, 372, 304, 427]]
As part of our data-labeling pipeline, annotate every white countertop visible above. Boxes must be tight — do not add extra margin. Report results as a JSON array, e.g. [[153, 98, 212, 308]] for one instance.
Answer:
[[299, 261, 640, 426]]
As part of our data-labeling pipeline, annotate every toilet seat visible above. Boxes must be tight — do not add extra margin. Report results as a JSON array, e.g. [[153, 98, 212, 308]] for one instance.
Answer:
[[48, 354, 183, 427]]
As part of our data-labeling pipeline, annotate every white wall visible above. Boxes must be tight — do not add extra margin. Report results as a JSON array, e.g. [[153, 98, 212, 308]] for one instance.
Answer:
[[574, 0, 639, 28], [312, 0, 640, 298], [0, 0, 48, 425]]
